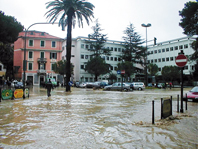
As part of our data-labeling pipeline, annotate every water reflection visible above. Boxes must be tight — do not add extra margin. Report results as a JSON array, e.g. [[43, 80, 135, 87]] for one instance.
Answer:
[[0, 87, 197, 148]]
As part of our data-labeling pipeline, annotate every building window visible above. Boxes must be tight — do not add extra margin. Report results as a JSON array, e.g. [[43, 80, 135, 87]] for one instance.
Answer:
[[81, 55, 84, 59], [111, 47, 114, 51], [85, 45, 89, 49], [29, 40, 33, 46], [110, 57, 113, 61], [118, 48, 121, 52], [85, 55, 88, 59], [158, 58, 161, 62], [170, 57, 174, 61], [41, 32, 45, 36], [162, 49, 165, 52], [81, 44, 84, 49], [51, 63, 56, 71], [40, 40, 45, 47], [39, 63, 45, 70], [28, 63, 33, 70], [29, 51, 33, 58], [166, 48, 169, 52], [162, 58, 165, 62], [30, 31, 34, 35], [179, 45, 183, 49], [158, 49, 161, 53], [50, 52, 57, 59], [184, 44, 188, 49], [114, 57, 117, 61], [170, 47, 173, 51], [81, 65, 84, 69], [166, 57, 169, 61], [154, 50, 157, 54], [148, 60, 150, 64], [114, 48, 117, 52], [106, 56, 109, 60], [184, 65, 188, 70], [40, 52, 44, 58], [174, 46, 178, 50], [159, 68, 161, 71], [52, 41, 56, 47], [151, 60, 153, 63], [154, 59, 157, 63], [150, 51, 153, 54]]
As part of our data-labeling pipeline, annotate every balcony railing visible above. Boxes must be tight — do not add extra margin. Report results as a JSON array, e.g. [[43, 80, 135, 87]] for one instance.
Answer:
[[37, 58, 47, 63], [37, 69, 46, 74]]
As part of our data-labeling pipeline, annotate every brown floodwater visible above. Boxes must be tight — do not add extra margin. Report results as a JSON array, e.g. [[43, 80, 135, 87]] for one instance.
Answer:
[[0, 87, 197, 148]]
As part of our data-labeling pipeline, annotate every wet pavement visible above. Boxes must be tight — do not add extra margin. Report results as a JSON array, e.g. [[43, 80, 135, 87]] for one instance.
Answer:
[[0, 87, 197, 148]]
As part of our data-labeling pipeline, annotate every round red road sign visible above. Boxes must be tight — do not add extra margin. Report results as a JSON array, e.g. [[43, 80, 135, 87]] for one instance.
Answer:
[[175, 54, 187, 67]]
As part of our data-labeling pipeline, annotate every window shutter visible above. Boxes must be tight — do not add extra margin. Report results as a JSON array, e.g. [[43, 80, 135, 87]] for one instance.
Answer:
[[50, 53, 52, 59]]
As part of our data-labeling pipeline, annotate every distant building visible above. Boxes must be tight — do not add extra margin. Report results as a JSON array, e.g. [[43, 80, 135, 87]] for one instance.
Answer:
[[147, 36, 196, 82], [62, 37, 144, 83], [14, 31, 64, 86]]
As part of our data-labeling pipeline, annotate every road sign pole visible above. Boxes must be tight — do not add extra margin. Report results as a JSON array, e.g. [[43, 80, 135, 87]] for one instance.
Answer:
[[180, 67, 184, 113], [177, 50, 186, 113]]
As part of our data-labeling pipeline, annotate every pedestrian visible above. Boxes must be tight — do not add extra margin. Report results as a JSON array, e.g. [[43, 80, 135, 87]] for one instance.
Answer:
[[169, 82, 172, 89], [46, 79, 53, 97]]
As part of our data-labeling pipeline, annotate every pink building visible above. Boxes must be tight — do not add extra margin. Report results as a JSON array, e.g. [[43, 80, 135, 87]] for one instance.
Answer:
[[14, 30, 63, 86]]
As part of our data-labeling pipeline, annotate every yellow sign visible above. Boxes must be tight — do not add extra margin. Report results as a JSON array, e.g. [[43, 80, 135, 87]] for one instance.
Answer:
[[14, 89, 23, 98]]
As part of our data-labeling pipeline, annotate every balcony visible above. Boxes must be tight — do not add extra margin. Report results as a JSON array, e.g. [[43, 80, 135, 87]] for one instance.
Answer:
[[37, 69, 46, 74], [37, 58, 47, 63]]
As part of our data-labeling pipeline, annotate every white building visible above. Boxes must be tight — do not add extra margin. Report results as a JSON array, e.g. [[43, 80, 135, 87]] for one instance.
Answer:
[[147, 36, 196, 77], [62, 36, 144, 83]]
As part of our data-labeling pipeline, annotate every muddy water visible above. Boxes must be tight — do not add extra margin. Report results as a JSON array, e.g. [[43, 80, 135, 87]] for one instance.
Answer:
[[0, 87, 197, 148]]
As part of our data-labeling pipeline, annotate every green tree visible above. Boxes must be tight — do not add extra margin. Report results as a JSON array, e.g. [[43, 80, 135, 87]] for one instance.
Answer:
[[0, 11, 24, 80], [85, 20, 111, 81], [179, 1, 198, 80], [86, 19, 111, 56], [119, 23, 145, 81], [108, 73, 117, 84], [148, 63, 158, 76], [0, 11, 24, 44], [161, 66, 180, 84], [85, 57, 110, 81], [53, 60, 74, 84], [117, 61, 134, 81], [45, 0, 94, 92]]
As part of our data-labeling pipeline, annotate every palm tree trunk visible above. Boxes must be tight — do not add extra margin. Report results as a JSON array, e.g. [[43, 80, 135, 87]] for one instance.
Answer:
[[65, 11, 73, 92]]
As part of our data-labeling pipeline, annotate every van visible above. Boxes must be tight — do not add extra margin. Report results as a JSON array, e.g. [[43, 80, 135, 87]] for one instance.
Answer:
[[131, 82, 145, 90]]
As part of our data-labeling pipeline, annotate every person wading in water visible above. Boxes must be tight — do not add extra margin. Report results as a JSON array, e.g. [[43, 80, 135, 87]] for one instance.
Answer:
[[46, 79, 53, 97]]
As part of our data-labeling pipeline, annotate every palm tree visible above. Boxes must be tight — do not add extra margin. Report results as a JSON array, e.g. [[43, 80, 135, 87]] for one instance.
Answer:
[[45, 0, 94, 91]]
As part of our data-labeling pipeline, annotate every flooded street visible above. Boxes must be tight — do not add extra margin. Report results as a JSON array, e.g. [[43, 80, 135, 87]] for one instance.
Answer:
[[0, 87, 197, 148]]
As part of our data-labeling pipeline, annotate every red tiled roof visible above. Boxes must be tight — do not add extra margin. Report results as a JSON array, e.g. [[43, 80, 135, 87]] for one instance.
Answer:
[[19, 30, 63, 39]]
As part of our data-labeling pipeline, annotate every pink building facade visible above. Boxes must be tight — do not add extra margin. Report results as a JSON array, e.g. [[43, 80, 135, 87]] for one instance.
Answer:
[[14, 30, 63, 86]]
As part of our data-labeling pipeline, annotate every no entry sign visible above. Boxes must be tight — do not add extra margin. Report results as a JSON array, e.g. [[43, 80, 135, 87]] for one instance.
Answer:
[[175, 54, 187, 67]]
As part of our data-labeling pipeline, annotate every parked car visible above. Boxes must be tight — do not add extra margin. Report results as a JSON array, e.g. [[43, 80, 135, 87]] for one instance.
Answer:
[[131, 82, 145, 90], [104, 82, 130, 91], [79, 82, 87, 88], [15, 82, 23, 88], [183, 86, 198, 102], [125, 82, 133, 91]]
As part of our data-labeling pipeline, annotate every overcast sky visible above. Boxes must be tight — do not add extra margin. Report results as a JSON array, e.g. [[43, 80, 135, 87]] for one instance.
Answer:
[[0, 0, 192, 43]]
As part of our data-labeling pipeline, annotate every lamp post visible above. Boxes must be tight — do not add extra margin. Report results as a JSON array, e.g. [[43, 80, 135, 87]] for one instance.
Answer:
[[23, 22, 59, 96], [141, 23, 151, 87]]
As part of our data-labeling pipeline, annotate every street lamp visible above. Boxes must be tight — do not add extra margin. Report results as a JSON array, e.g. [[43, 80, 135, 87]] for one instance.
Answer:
[[141, 23, 151, 87], [23, 22, 59, 96]]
